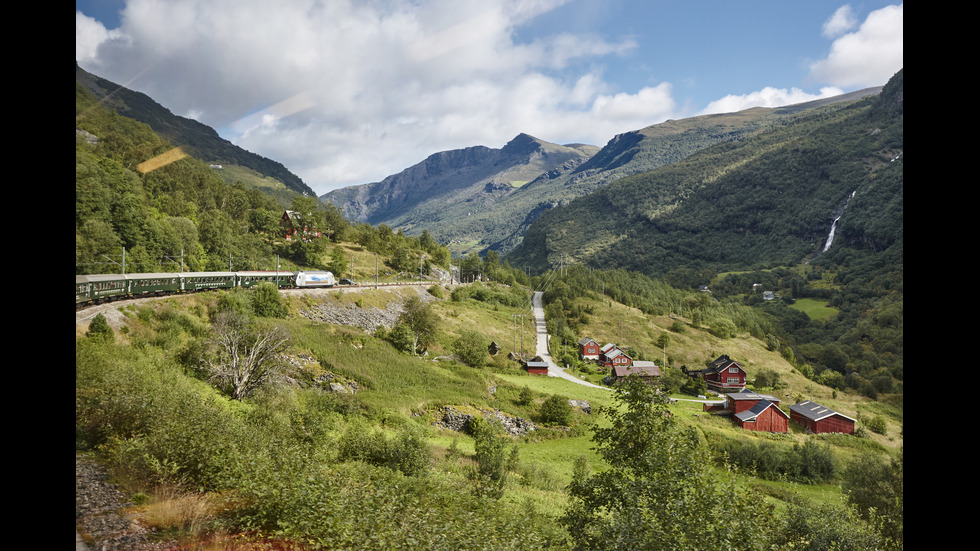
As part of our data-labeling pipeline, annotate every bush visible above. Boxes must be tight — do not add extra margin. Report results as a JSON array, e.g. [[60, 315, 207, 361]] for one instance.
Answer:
[[86, 313, 114, 342], [251, 282, 287, 318], [338, 422, 431, 477], [540, 395, 573, 426], [452, 330, 487, 368]]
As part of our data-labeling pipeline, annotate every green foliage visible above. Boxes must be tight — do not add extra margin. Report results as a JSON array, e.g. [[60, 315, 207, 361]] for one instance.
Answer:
[[864, 414, 888, 435], [86, 313, 114, 342], [562, 378, 778, 550], [393, 296, 439, 356], [713, 438, 836, 484], [842, 450, 903, 546], [468, 418, 509, 500], [539, 395, 573, 426], [452, 329, 487, 368], [516, 386, 534, 406], [250, 282, 287, 318], [338, 422, 432, 477], [776, 499, 889, 551]]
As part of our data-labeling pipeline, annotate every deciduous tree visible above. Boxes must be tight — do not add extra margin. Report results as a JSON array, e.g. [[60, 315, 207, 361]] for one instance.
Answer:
[[562, 377, 776, 550], [204, 312, 290, 400]]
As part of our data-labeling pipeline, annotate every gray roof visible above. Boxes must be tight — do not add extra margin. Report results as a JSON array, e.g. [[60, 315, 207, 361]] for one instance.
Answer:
[[735, 399, 787, 422], [789, 400, 856, 422], [727, 390, 779, 402]]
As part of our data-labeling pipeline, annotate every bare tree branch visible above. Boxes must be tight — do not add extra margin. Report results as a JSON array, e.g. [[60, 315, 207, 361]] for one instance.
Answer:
[[205, 312, 290, 400]]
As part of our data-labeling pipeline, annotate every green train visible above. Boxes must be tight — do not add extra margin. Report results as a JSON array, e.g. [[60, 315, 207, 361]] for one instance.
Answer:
[[76, 270, 337, 309]]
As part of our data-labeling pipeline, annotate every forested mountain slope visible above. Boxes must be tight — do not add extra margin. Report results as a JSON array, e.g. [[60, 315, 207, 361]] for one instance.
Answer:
[[76, 63, 316, 197], [509, 72, 902, 279], [322, 86, 880, 255]]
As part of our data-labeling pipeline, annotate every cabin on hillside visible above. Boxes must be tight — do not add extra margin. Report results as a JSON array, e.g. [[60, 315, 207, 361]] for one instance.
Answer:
[[525, 361, 549, 375], [578, 338, 600, 360], [727, 390, 788, 433], [282, 210, 322, 241], [599, 343, 632, 368], [688, 355, 747, 393], [790, 400, 856, 434]]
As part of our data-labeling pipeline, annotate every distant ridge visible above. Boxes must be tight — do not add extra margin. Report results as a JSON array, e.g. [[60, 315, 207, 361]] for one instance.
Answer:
[[75, 63, 316, 197], [322, 85, 883, 255], [321, 133, 597, 237]]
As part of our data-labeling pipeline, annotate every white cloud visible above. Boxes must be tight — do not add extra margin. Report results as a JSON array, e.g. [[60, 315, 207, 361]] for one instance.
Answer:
[[76, 0, 669, 194], [810, 3, 903, 88], [822, 5, 857, 38], [700, 86, 845, 115]]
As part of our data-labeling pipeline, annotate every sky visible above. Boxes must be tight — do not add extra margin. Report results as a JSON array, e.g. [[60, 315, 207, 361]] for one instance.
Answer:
[[76, 0, 903, 195]]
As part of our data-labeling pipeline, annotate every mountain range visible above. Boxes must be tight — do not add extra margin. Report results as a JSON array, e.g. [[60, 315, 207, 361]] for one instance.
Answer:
[[322, 87, 882, 255]]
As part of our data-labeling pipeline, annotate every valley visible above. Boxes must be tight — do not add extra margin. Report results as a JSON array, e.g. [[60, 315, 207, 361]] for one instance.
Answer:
[[76, 63, 903, 550]]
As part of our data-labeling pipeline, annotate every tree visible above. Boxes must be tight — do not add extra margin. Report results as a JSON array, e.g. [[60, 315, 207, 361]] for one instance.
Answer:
[[452, 329, 487, 368], [562, 377, 776, 550], [250, 282, 286, 318], [204, 312, 290, 400], [842, 449, 903, 546], [469, 418, 508, 499], [539, 395, 573, 426], [86, 313, 114, 342], [395, 296, 438, 356]]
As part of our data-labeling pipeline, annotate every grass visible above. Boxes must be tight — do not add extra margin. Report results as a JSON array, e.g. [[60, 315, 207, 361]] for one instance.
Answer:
[[80, 278, 900, 548], [789, 298, 839, 320]]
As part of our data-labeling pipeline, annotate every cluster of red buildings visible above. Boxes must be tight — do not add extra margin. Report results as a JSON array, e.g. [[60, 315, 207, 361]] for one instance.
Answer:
[[711, 389, 857, 434], [577, 338, 660, 382]]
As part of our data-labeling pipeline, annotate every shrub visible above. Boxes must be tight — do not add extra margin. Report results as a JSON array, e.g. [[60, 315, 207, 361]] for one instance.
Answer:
[[540, 395, 573, 426], [452, 330, 487, 368], [86, 313, 114, 342]]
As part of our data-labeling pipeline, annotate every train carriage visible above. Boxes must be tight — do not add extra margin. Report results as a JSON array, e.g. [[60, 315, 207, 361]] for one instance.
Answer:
[[76, 274, 130, 307], [128, 273, 182, 297], [181, 272, 237, 292], [236, 271, 297, 288]]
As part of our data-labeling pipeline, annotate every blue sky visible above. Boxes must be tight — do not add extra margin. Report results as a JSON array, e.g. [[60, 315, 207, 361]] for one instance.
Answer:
[[76, 0, 903, 194]]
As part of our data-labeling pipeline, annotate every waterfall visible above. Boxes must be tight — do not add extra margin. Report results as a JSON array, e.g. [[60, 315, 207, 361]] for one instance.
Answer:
[[822, 191, 856, 252]]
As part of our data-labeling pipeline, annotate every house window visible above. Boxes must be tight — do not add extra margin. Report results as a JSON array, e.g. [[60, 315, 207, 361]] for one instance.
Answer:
[[727, 377, 741, 384], [729, 367, 739, 373]]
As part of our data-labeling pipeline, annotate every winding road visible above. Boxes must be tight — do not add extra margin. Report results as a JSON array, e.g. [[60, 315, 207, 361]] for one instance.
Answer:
[[531, 291, 610, 390]]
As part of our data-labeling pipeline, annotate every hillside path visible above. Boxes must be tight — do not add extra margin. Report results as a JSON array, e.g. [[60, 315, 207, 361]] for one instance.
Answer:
[[532, 291, 609, 391]]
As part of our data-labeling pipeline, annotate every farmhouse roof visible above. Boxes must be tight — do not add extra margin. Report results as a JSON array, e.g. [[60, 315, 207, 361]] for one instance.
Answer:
[[613, 362, 660, 378], [578, 337, 598, 346], [789, 400, 856, 422], [727, 390, 779, 402], [735, 399, 788, 422]]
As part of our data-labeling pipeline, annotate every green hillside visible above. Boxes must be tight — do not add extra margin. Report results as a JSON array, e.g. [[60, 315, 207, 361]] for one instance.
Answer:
[[76, 65, 902, 550], [76, 63, 316, 197]]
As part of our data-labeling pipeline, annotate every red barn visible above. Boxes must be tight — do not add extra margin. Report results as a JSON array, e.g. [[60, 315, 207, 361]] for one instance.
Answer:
[[790, 401, 856, 434], [578, 338, 600, 360], [734, 399, 789, 432], [727, 390, 788, 433], [525, 361, 549, 375]]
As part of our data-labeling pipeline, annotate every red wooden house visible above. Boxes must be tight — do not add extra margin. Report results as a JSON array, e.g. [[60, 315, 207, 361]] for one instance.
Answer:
[[692, 355, 747, 393], [789, 400, 856, 434], [727, 390, 788, 433], [578, 338, 600, 360], [281, 210, 322, 241], [599, 344, 632, 368]]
